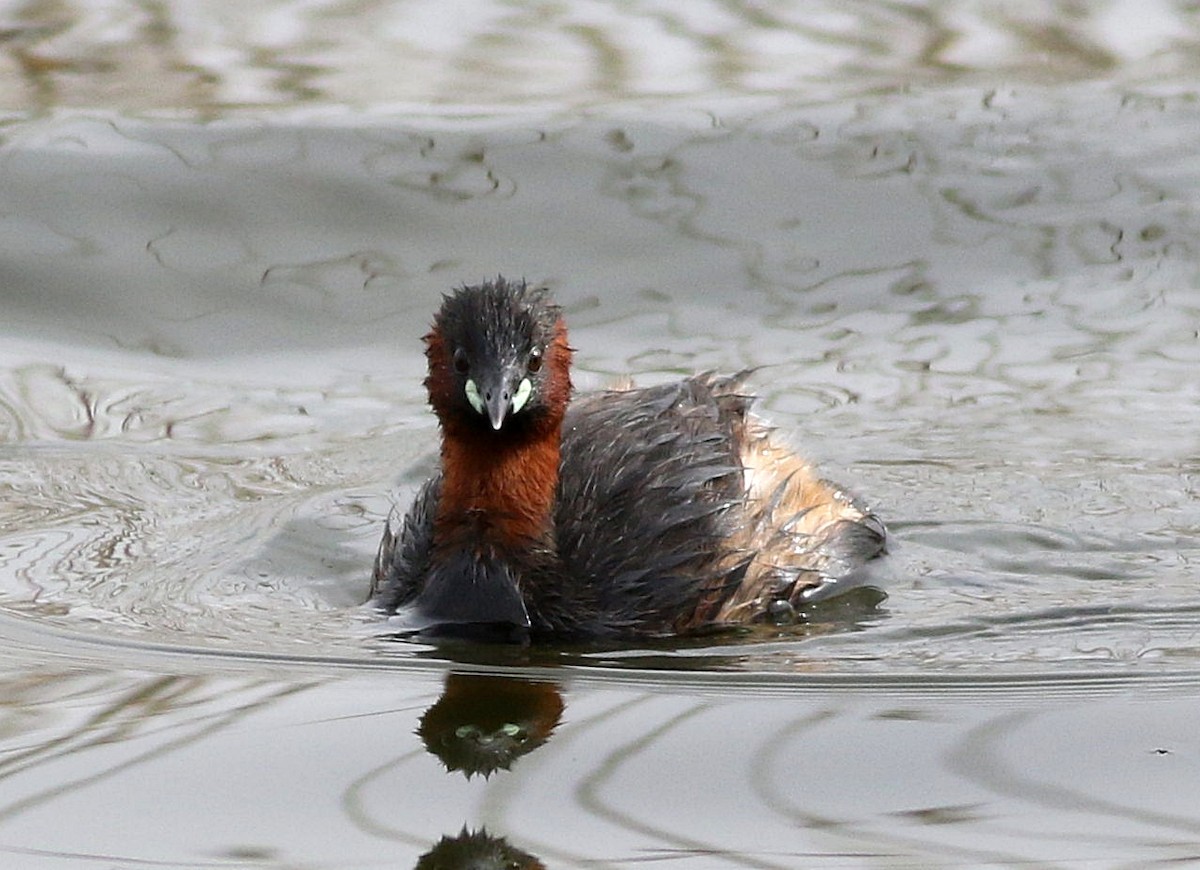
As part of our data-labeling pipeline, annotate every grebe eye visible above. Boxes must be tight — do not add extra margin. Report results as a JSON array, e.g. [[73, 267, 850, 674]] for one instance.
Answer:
[[453, 348, 470, 374], [527, 347, 543, 374]]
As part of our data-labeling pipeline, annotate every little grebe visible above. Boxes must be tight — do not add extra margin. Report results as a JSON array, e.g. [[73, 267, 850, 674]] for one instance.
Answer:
[[372, 278, 885, 639]]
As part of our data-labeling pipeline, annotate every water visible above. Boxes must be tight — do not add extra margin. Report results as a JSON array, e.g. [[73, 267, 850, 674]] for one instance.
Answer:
[[1, 2, 1199, 867]]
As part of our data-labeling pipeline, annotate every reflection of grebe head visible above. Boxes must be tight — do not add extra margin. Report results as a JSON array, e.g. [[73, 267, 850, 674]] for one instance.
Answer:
[[424, 278, 572, 435], [415, 826, 545, 870], [417, 674, 565, 779]]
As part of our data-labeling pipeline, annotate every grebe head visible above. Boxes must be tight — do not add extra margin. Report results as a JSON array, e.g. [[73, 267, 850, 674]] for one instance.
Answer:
[[425, 278, 571, 434]]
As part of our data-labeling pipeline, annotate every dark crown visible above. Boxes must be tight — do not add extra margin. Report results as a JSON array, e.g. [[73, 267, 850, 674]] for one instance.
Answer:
[[433, 277, 560, 352]]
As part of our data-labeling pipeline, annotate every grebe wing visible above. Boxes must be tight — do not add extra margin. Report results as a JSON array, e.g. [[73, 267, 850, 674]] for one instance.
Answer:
[[371, 475, 442, 611], [554, 374, 754, 631]]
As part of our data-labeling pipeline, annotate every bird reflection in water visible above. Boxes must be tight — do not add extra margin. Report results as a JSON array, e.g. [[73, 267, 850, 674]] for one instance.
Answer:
[[414, 673, 562, 868], [418, 672, 564, 778], [415, 827, 545, 870]]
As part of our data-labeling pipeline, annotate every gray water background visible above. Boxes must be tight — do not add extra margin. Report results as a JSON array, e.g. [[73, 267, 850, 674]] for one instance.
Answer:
[[0, 2, 1198, 867]]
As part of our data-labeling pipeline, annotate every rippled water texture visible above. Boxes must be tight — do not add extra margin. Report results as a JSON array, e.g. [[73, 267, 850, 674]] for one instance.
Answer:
[[1, 2, 1199, 867]]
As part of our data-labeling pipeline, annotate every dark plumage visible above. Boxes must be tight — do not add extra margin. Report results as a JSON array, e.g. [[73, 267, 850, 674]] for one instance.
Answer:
[[372, 278, 886, 640]]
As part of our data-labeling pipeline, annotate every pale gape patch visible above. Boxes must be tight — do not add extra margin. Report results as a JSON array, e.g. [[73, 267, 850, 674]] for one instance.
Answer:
[[464, 377, 533, 416]]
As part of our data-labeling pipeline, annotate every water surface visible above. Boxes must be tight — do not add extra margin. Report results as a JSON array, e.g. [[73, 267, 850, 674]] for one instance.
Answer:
[[1, 2, 1199, 867]]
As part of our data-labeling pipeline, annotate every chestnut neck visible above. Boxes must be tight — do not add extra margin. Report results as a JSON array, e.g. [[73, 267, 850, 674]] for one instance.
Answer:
[[435, 421, 562, 553], [429, 322, 572, 556]]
